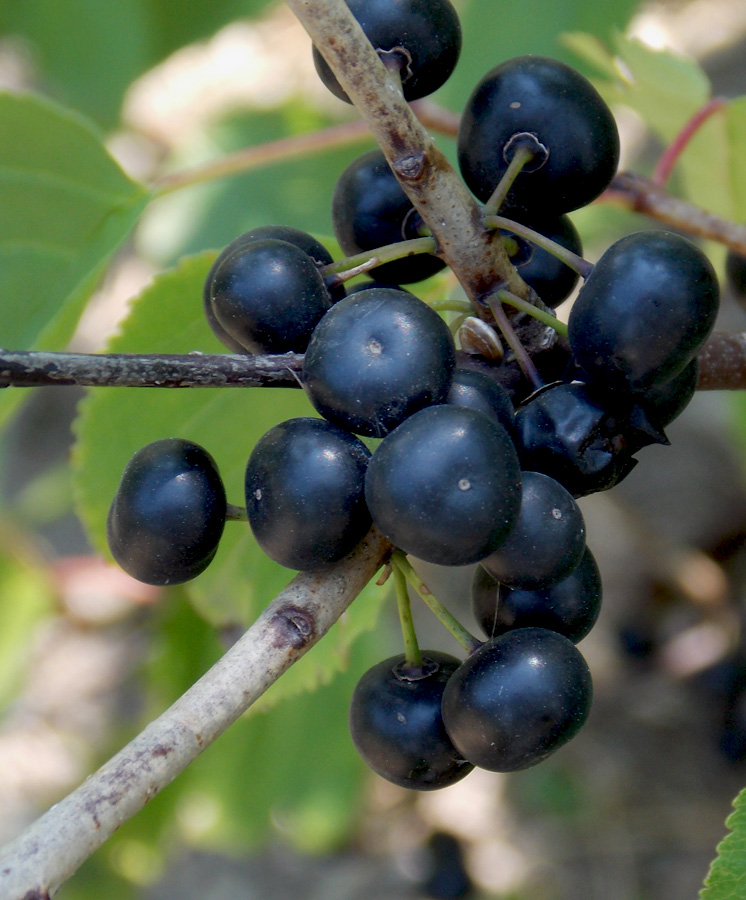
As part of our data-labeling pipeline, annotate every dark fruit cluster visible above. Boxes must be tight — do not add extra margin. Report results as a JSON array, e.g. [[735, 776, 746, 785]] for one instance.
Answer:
[[105, 1, 721, 793]]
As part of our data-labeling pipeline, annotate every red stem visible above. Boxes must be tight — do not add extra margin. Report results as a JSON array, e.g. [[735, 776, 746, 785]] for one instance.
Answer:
[[651, 97, 728, 188]]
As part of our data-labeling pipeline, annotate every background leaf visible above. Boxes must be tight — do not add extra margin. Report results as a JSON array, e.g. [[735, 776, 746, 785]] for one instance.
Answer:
[[0, 92, 149, 422], [0, 0, 275, 128], [701, 787, 746, 900]]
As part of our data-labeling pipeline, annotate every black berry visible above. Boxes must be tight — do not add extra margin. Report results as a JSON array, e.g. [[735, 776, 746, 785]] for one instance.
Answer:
[[107, 439, 227, 586], [332, 149, 445, 284], [441, 628, 593, 772], [245, 417, 371, 571], [364, 405, 522, 566], [313, 0, 462, 103], [457, 56, 619, 214], [303, 287, 456, 437], [349, 651, 473, 790]]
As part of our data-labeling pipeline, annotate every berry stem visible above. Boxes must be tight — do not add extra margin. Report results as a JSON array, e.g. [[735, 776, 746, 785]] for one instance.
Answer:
[[482, 143, 535, 217], [322, 236, 438, 283], [652, 97, 728, 188], [428, 298, 473, 314], [484, 215, 594, 278], [225, 504, 248, 522], [392, 560, 423, 668], [497, 289, 569, 336], [487, 294, 545, 390], [391, 551, 481, 654]]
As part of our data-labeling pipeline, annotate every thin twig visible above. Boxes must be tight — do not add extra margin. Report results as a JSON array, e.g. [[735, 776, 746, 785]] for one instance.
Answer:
[[0, 351, 303, 388]]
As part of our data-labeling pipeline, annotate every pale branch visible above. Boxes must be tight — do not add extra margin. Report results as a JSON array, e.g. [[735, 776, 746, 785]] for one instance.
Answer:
[[0, 527, 393, 900], [0, 350, 303, 389], [284, 0, 557, 358]]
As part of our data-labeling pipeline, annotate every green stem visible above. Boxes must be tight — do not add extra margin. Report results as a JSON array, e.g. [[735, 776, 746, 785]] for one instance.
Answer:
[[322, 236, 438, 283], [225, 504, 248, 522], [498, 290, 568, 336], [484, 215, 593, 278], [483, 144, 536, 217], [487, 293, 544, 390], [391, 551, 481, 654], [428, 298, 473, 314], [392, 562, 423, 667]]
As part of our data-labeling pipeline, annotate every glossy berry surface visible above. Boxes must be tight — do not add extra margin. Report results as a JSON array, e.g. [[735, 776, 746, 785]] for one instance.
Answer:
[[472, 546, 602, 643], [245, 417, 371, 571], [209, 238, 332, 354], [332, 149, 445, 284], [312, 0, 462, 103], [441, 628, 593, 772], [482, 470, 586, 589], [365, 405, 522, 566], [107, 439, 227, 586], [638, 358, 699, 429], [568, 230, 719, 393], [349, 651, 473, 790], [204, 227, 342, 352], [457, 56, 619, 214], [503, 214, 582, 308], [303, 287, 456, 437], [446, 367, 516, 436]]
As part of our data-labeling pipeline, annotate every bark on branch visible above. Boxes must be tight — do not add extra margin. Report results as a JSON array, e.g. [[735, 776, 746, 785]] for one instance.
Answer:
[[0, 529, 393, 900]]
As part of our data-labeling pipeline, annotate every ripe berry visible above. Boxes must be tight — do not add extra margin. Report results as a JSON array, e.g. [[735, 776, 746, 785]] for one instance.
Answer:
[[107, 439, 227, 586], [209, 238, 332, 354], [245, 417, 371, 571], [364, 405, 522, 566], [568, 230, 719, 393], [472, 546, 602, 643], [313, 0, 462, 103], [302, 287, 456, 437], [445, 367, 516, 437], [332, 149, 445, 284], [349, 651, 473, 790], [441, 628, 593, 772], [457, 56, 619, 214], [481, 470, 586, 589], [204, 226, 343, 352]]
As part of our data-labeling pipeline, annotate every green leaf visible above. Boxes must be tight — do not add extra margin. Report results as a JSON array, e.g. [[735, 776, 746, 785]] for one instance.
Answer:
[[701, 786, 746, 899], [0, 0, 275, 128], [437, 0, 641, 111], [72, 252, 390, 704], [0, 92, 149, 421]]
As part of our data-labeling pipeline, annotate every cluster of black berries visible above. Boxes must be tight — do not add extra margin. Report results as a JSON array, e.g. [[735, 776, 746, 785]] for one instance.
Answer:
[[105, 0, 721, 791]]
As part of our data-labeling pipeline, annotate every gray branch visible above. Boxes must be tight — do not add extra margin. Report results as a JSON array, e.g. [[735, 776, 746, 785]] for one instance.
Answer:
[[0, 528, 393, 899], [0, 350, 303, 389]]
